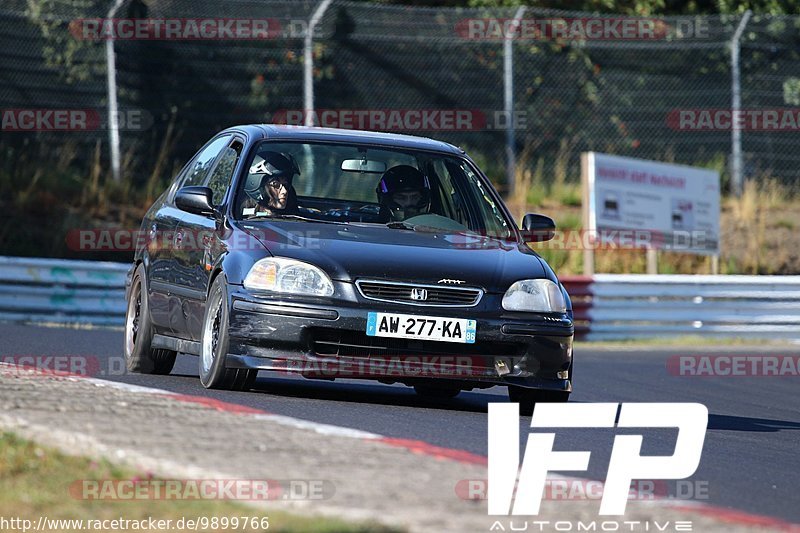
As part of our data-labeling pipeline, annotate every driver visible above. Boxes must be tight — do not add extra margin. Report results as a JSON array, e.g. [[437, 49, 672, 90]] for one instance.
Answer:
[[375, 165, 431, 222], [241, 151, 300, 217]]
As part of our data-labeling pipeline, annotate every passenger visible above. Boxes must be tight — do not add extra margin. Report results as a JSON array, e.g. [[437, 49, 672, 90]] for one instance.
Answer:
[[375, 165, 432, 222], [241, 151, 300, 217]]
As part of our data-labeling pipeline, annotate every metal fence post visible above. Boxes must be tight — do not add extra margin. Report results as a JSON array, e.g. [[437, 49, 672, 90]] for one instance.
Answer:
[[304, 0, 333, 127], [105, 0, 126, 182], [504, 6, 526, 196], [730, 10, 752, 197]]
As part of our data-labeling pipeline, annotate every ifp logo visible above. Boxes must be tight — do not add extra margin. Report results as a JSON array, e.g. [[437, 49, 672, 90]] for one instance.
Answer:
[[488, 403, 708, 515]]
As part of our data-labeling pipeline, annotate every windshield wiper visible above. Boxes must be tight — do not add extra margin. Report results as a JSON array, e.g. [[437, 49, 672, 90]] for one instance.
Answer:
[[385, 221, 513, 242], [385, 221, 417, 231], [385, 221, 446, 233], [246, 213, 345, 224]]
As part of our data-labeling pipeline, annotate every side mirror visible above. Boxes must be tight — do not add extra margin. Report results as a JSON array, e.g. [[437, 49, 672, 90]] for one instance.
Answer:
[[175, 186, 216, 217], [521, 213, 556, 242]]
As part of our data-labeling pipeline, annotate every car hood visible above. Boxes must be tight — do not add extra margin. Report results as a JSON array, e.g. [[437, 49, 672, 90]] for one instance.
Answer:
[[238, 220, 548, 293]]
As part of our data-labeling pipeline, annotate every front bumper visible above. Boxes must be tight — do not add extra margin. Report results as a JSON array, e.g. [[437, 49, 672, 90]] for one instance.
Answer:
[[225, 285, 573, 392]]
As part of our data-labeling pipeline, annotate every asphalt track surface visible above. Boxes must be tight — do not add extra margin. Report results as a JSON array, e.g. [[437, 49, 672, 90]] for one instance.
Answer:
[[2, 323, 798, 525]]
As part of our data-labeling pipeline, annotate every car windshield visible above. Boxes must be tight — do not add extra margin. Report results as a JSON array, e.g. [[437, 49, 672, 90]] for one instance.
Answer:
[[234, 141, 513, 239]]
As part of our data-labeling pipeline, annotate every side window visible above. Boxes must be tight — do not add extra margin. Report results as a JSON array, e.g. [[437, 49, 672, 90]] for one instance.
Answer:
[[432, 160, 468, 225], [179, 135, 232, 189], [459, 161, 511, 237], [206, 140, 243, 205]]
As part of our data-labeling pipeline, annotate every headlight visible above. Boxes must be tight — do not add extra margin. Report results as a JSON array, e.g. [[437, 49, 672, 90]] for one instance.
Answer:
[[244, 258, 334, 297], [502, 279, 566, 313]]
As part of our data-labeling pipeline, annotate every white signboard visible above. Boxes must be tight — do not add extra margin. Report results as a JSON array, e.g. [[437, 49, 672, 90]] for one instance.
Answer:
[[584, 152, 720, 255]]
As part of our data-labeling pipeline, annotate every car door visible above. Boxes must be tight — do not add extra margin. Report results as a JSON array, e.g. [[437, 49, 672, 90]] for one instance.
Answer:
[[173, 136, 243, 341], [146, 136, 229, 332], [144, 185, 186, 333], [162, 134, 232, 338]]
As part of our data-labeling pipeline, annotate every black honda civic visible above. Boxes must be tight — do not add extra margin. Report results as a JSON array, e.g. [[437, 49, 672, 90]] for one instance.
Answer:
[[124, 125, 574, 412]]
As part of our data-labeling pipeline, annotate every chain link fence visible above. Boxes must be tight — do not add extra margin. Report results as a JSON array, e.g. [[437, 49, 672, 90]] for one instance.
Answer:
[[2, 0, 800, 199]]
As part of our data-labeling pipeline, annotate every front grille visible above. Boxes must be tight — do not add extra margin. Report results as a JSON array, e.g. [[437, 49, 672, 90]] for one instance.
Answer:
[[310, 329, 522, 360], [356, 280, 482, 307]]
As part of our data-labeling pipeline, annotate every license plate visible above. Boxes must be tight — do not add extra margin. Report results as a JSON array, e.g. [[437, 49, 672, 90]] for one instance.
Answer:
[[366, 312, 476, 344]]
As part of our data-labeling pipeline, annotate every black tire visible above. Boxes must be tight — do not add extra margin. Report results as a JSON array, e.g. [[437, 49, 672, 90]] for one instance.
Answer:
[[413, 384, 461, 399], [124, 264, 177, 375], [199, 274, 257, 391], [508, 386, 570, 416]]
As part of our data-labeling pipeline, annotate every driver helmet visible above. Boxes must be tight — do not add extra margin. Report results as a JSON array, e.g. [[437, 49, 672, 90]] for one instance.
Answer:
[[244, 151, 300, 210], [375, 165, 431, 222]]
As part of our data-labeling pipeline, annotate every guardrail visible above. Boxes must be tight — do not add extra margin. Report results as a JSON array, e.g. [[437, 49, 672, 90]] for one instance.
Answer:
[[561, 274, 800, 341], [2, 257, 800, 342], [0, 256, 128, 326]]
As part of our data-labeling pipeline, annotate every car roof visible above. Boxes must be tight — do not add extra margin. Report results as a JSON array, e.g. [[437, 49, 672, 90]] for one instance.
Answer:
[[222, 124, 464, 156]]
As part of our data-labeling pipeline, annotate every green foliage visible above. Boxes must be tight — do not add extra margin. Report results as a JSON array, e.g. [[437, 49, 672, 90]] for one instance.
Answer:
[[251, 44, 335, 118], [715, 0, 799, 14], [554, 183, 582, 207], [783, 77, 800, 106], [25, 0, 105, 84], [557, 212, 582, 230]]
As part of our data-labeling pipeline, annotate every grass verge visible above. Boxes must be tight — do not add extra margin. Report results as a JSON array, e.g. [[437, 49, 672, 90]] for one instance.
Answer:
[[0, 431, 401, 533]]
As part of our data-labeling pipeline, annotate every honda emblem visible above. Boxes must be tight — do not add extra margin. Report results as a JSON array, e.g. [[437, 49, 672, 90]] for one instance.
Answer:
[[410, 288, 428, 301]]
